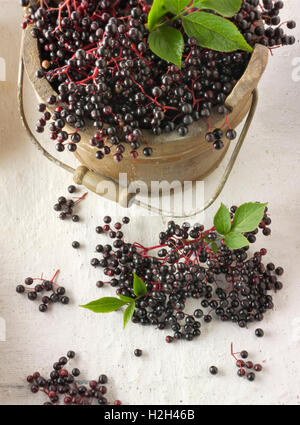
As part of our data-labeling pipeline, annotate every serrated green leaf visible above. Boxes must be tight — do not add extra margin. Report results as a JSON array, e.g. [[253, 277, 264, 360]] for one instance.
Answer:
[[133, 273, 148, 298], [123, 301, 136, 328], [148, 27, 184, 68], [211, 241, 219, 254], [182, 12, 253, 52], [224, 232, 249, 249], [80, 297, 126, 313], [164, 0, 191, 14], [148, 0, 167, 31], [118, 294, 135, 304], [194, 0, 242, 17], [214, 203, 231, 235], [231, 202, 267, 233]]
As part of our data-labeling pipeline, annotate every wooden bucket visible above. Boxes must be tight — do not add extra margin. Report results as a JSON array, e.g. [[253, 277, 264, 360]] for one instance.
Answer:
[[21, 17, 268, 192]]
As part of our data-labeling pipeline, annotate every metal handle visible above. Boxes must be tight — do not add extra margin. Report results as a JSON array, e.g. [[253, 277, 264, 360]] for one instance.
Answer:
[[17, 48, 258, 217]]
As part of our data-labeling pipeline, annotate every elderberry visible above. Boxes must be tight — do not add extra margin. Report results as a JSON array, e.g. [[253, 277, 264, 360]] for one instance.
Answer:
[[247, 372, 255, 381], [209, 366, 218, 375], [255, 328, 264, 337]]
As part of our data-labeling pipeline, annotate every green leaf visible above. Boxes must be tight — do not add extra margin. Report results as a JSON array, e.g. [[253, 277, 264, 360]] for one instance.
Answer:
[[224, 232, 249, 249], [148, 27, 184, 68], [123, 301, 136, 328], [164, 0, 191, 14], [148, 0, 167, 31], [133, 273, 148, 298], [194, 0, 242, 17], [80, 297, 126, 313], [213, 203, 231, 235], [231, 202, 267, 233], [118, 294, 135, 304], [182, 12, 253, 52], [211, 241, 219, 255]]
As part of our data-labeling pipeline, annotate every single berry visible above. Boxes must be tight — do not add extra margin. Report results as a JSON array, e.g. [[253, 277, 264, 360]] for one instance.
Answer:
[[209, 366, 218, 375], [240, 351, 248, 359], [254, 364, 262, 372], [246, 372, 255, 382], [237, 368, 246, 377], [39, 304, 47, 313], [255, 328, 264, 337], [68, 185, 76, 193], [98, 374, 108, 384], [28, 291, 37, 301], [16, 285, 25, 293], [72, 368, 80, 377]]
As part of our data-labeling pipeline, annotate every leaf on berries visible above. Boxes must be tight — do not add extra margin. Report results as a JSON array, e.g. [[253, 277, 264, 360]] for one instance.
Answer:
[[211, 241, 219, 254], [118, 294, 135, 304], [80, 297, 127, 313], [193, 0, 242, 17], [214, 203, 231, 235], [231, 202, 267, 233], [133, 273, 148, 298], [148, 27, 184, 68], [123, 301, 136, 328], [148, 0, 167, 31], [224, 232, 249, 249], [182, 12, 253, 52], [164, 0, 191, 14]]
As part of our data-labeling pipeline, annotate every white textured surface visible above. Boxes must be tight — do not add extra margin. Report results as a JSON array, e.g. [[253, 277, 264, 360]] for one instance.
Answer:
[[0, 0, 300, 405]]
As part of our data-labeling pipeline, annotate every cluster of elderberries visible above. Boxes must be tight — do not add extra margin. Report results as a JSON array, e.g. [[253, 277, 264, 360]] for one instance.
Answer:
[[53, 186, 87, 221], [231, 344, 263, 382], [205, 128, 237, 151], [20, 0, 296, 160], [16, 270, 70, 312], [27, 351, 122, 405], [89, 207, 284, 342]]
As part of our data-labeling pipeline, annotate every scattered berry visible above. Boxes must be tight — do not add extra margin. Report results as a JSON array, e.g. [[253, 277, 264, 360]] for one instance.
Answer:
[[255, 328, 264, 337], [209, 366, 218, 375], [68, 185, 76, 194]]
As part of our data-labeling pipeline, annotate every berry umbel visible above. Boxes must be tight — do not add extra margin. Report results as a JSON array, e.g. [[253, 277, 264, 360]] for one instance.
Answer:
[[16, 270, 70, 313], [26, 351, 122, 405]]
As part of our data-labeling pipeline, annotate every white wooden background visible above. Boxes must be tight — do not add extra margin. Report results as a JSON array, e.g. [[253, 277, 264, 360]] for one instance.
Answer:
[[0, 0, 300, 405]]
